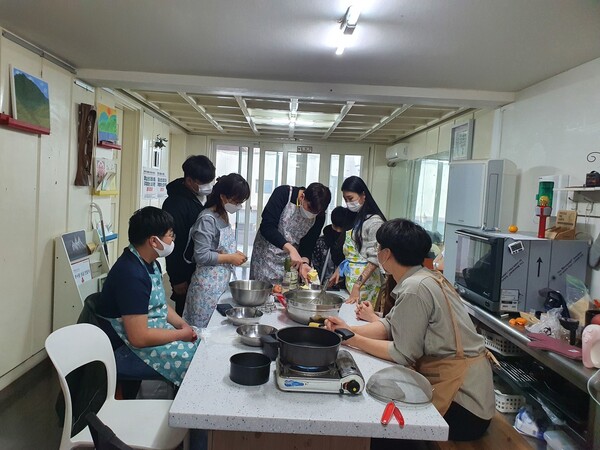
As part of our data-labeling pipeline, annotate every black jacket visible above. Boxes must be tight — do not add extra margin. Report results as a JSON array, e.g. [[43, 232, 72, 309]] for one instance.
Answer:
[[162, 178, 204, 286]]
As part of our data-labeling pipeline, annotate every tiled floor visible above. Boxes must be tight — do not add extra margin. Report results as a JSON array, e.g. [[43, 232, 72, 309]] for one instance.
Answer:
[[0, 359, 62, 450]]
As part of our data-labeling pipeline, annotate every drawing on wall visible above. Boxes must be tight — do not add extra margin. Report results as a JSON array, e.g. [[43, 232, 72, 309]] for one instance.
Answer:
[[9, 66, 51, 129], [97, 103, 119, 143], [95, 157, 118, 193]]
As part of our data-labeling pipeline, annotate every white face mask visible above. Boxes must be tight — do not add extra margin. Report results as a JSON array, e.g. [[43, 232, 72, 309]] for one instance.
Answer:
[[224, 202, 243, 214], [153, 236, 174, 258], [198, 182, 213, 195], [346, 200, 362, 212], [300, 205, 317, 219], [377, 249, 388, 275]]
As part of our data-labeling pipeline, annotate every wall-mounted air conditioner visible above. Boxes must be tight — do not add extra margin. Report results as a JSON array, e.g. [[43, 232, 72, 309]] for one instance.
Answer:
[[385, 144, 408, 167]]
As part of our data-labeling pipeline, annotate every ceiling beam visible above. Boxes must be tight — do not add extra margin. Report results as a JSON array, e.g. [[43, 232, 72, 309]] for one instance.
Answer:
[[357, 105, 413, 141], [178, 92, 225, 132], [121, 89, 192, 132], [323, 101, 355, 139], [234, 95, 260, 136]]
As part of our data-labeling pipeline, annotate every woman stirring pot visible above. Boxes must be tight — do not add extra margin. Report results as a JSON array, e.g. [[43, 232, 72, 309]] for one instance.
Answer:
[[250, 183, 331, 284]]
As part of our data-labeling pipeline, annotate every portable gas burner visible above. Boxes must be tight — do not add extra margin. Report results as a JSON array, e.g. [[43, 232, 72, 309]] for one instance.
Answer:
[[276, 349, 364, 395]]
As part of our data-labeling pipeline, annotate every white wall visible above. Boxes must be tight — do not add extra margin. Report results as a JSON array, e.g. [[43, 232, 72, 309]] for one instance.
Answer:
[[0, 31, 174, 390], [498, 57, 600, 297]]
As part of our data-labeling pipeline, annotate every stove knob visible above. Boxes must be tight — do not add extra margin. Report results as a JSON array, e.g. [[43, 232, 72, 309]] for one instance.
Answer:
[[344, 380, 361, 394]]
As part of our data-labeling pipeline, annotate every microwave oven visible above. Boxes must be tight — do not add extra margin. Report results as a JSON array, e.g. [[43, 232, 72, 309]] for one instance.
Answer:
[[453, 229, 588, 313]]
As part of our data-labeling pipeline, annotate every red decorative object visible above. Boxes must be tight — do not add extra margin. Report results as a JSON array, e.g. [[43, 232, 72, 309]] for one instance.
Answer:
[[0, 113, 50, 135], [98, 141, 122, 150]]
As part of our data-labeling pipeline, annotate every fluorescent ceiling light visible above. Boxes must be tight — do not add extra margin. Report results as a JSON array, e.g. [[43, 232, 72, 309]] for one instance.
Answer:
[[336, 4, 361, 55], [341, 5, 361, 35]]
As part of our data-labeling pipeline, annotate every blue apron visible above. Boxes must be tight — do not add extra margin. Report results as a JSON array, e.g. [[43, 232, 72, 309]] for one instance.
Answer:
[[106, 245, 198, 386]]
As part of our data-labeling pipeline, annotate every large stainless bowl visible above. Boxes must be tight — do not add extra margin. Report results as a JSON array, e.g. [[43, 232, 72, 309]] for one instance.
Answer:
[[236, 324, 278, 347], [229, 280, 272, 306], [226, 307, 264, 326], [283, 289, 344, 325]]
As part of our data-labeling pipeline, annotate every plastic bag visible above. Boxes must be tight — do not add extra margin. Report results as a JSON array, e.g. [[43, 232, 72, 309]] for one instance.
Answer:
[[514, 406, 549, 440], [565, 274, 591, 326], [525, 307, 563, 338]]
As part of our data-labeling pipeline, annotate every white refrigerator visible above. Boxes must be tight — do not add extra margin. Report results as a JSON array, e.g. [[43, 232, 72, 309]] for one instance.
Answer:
[[443, 159, 517, 284]]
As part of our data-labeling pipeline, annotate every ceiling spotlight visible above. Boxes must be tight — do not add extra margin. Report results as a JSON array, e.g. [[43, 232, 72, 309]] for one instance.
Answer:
[[340, 5, 361, 35]]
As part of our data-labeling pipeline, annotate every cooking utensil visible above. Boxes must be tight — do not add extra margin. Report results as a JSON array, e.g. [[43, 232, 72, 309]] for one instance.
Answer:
[[381, 401, 404, 428], [226, 307, 263, 326], [236, 324, 278, 347], [229, 352, 271, 386], [283, 289, 344, 325], [366, 366, 433, 404], [229, 280, 272, 306], [262, 326, 354, 368]]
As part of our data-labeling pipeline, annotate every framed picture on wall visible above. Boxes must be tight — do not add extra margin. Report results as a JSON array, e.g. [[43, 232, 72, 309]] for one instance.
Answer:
[[450, 119, 474, 161], [9, 65, 51, 130]]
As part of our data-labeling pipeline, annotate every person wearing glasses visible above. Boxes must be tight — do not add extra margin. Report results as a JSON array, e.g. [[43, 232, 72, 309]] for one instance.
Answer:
[[325, 219, 495, 441], [328, 176, 386, 305], [162, 155, 216, 316], [250, 183, 332, 284], [96, 206, 198, 386], [183, 173, 250, 328]]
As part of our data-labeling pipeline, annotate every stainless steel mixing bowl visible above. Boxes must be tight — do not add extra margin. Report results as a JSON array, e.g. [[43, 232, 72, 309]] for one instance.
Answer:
[[229, 280, 272, 306], [236, 324, 278, 347], [226, 307, 264, 326], [283, 289, 344, 325]]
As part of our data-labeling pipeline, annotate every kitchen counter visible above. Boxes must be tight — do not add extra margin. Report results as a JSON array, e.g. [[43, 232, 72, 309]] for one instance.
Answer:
[[169, 291, 449, 444]]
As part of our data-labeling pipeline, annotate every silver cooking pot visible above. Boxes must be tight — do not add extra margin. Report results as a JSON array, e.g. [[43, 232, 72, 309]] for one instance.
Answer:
[[283, 289, 344, 325]]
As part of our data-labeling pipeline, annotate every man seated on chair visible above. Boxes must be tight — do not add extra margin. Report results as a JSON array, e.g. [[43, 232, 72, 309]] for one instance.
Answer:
[[96, 206, 198, 386]]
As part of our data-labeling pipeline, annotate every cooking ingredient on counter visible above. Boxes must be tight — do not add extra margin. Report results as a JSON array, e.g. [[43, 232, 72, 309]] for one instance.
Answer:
[[508, 225, 518, 233], [272, 284, 282, 294], [509, 317, 528, 327]]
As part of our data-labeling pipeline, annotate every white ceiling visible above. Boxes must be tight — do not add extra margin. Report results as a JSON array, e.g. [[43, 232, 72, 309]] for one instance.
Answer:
[[1, 0, 599, 142]]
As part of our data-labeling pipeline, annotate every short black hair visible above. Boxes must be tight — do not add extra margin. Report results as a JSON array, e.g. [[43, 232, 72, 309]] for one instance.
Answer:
[[128, 207, 174, 246], [330, 206, 355, 230], [182, 155, 216, 184], [304, 183, 332, 214], [376, 219, 432, 266], [205, 173, 250, 215]]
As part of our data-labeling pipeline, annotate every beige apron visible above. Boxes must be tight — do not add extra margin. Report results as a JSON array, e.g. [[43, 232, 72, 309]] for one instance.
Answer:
[[414, 274, 491, 416]]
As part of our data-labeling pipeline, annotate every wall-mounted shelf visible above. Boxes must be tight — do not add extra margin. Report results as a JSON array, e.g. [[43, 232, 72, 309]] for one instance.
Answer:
[[555, 186, 600, 192], [0, 113, 50, 135], [93, 190, 119, 196], [98, 141, 121, 150]]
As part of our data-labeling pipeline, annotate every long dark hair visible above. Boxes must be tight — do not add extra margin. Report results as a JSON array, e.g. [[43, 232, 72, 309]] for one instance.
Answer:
[[205, 173, 250, 216], [341, 176, 386, 252]]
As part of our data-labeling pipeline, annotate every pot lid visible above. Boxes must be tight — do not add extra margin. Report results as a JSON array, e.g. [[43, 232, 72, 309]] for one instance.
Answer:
[[366, 366, 433, 404]]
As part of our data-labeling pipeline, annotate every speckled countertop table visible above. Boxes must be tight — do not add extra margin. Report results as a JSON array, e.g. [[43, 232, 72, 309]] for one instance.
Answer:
[[169, 291, 449, 441]]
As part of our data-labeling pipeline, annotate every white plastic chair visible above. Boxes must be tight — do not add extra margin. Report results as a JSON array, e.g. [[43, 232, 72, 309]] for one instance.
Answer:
[[45, 323, 189, 450]]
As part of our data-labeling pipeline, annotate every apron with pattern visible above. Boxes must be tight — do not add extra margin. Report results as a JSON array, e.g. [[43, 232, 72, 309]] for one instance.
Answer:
[[342, 229, 382, 305], [414, 273, 491, 415], [184, 221, 236, 328], [250, 186, 315, 284], [106, 245, 198, 386]]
